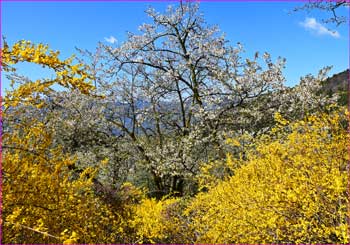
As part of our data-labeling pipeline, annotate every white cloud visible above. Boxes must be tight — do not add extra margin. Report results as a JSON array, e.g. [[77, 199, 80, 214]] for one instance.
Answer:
[[104, 36, 117, 44], [300, 17, 340, 38]]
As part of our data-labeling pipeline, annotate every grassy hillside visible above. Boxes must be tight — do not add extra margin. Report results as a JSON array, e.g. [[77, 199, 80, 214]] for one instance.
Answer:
[[322, 69, 349, 105]]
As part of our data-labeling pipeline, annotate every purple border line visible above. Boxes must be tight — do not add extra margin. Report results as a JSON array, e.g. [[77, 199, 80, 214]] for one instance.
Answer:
[[0, 0, 310, 2], [0, 0, 349, 245], [347, 0, 350, 241], [3, 244, 310, 245], [1, 0, 3, 243]]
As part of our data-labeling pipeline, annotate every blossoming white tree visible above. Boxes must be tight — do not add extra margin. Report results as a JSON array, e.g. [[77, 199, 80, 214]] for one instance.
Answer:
[[7, 2, 335, 197]]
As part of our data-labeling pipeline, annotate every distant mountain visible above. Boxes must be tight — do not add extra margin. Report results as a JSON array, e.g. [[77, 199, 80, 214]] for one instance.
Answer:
[[322, 69, 348, 105], [323, 69, 348, 93]]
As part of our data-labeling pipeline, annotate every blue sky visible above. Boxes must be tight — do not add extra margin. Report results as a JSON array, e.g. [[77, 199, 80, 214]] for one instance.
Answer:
[[1, 1, 349, 93]]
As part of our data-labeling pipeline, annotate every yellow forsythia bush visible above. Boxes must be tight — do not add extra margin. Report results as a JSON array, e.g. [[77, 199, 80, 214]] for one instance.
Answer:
[[3, 123, 126, 243], [129, 196, 194, 243], [2, 40, 126, 243], [185, 108, 349, 243], [2, 39, 94, 98]]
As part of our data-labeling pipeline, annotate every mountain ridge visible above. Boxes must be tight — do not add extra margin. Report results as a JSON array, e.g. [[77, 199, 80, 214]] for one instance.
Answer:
[[322, 69, 348, 105]]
